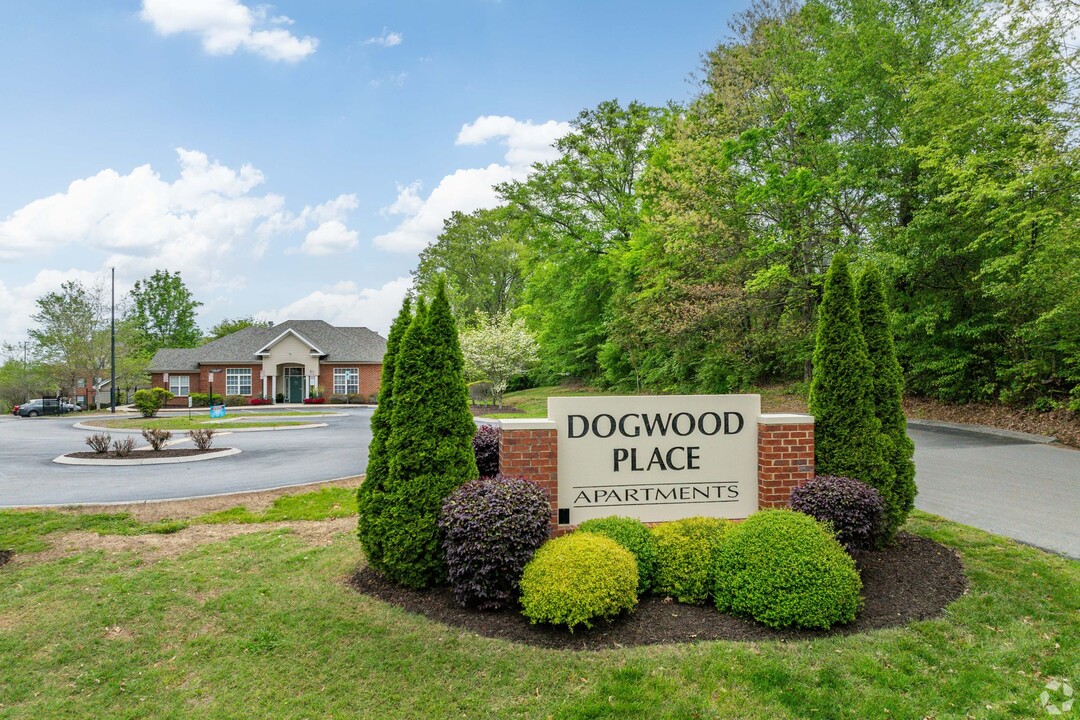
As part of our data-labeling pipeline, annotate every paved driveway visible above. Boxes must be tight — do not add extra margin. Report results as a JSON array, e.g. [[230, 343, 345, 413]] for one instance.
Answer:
[[0, 408, 372, 506], [910, 423, 1079, 559], [2, 410, 1077, 558]]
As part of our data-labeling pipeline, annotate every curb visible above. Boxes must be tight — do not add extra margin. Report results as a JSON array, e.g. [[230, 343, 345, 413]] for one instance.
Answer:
[[72, 421, 327, 433], [53, 447, 242, 466], [906, 418, 1057, 444]]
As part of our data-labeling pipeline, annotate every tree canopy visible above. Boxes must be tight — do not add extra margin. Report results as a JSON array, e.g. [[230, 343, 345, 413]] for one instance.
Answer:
[[128, 270, 203, 353]]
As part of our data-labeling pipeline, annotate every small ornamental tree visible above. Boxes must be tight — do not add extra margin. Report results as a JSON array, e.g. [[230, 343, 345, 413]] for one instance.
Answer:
[[381, 281, 479, 588], [357, 296, 411, 572], [458, 311, 538, 406], [808, 254, 890, 499], [858, 265, 917, 539]]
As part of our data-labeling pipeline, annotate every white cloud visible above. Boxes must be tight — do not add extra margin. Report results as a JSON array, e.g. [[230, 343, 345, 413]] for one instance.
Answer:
[[140, 0, 318, 62], [0, 148, 362, 339], [456, 116, 571, 166], [0, 149, 285, 270], [298, 220, 359, 255], [373, 116, 569, 253], [0, 269, 112, 342], [257, 276, 412, 335], [364, 29, 403, 47], [368, 71, 409, 88]]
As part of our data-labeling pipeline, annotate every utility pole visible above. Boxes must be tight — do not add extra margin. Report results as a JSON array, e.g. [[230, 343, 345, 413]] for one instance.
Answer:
[[110, 266, 116, 413]]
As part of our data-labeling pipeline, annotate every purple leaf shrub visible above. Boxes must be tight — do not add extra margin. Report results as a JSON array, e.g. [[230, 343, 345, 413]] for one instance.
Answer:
[[472, 424, 501, 478], [789, 475, 887, 551], [439, 475, 551, 610]]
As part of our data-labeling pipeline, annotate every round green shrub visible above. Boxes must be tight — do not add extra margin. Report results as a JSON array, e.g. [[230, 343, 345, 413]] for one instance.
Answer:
[[651, 516, 731, 604], [577, 516, 658, 595], [713, 509, 863, 630], [519, 533, 638, 630]]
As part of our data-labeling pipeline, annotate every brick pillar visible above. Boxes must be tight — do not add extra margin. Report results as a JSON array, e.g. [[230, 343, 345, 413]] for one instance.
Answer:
[[757, 414, 815, 510], [497, 419, 559, 534]]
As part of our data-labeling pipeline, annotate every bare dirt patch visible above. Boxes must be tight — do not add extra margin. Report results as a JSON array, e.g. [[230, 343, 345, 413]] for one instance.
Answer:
[[35, 477, 363, 523], [471, 404, 524, 416], [10, 517, 355, 567], [758, 386, 1080, 449], [350, 533, 966, 650]]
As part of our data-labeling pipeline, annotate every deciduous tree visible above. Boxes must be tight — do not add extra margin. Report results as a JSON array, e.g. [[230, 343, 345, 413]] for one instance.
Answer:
[[128, 270, 203, 353], [458, 311, 539, 406]]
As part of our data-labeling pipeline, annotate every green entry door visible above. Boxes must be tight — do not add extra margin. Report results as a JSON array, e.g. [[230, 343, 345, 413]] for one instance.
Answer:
[[288, 375, 304, 402]]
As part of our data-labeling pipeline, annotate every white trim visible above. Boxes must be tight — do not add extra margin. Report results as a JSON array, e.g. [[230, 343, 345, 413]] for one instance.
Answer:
[[225, 368, 253, 396], [333, 366, 359, 394], [758, 413, 814, 425], [169, 375, 190, 396], [254, 328, 326, 357]]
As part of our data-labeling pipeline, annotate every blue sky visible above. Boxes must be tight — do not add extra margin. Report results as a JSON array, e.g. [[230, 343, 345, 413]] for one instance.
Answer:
[[0, 0, 750, 344]]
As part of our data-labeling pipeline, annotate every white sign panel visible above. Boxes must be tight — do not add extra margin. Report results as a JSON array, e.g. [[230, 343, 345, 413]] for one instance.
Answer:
[[550, 395, 760, 524]]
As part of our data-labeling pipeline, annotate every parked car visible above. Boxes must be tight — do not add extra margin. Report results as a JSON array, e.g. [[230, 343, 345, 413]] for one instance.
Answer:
[[14, 399, 78, 417]]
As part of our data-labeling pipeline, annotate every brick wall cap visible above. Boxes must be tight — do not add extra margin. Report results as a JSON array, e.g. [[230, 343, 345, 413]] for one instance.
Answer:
[[759, 413, 815, 425], [494, 418, 558, 431]]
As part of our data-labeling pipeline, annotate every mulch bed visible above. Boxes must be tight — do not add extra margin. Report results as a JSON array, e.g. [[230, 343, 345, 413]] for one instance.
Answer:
[[470, 405, 525, 416], [348, 533, 967, 650], [0, 550, 11, 568], [64, 448, 230, 460]]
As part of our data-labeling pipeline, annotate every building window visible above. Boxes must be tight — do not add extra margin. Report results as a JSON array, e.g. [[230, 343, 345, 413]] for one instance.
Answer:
[[334, 367, 359, 394], [169, 375, 190, 396], [226, 368, 252, 395]]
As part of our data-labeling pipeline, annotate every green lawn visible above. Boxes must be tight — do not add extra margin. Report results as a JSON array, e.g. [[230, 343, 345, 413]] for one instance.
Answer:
[[481, 385, 619, 418], [0, 492, 1076, 719]]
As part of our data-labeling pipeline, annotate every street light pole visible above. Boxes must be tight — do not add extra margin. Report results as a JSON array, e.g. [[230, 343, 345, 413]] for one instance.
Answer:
[[110, 266, 116, 413]]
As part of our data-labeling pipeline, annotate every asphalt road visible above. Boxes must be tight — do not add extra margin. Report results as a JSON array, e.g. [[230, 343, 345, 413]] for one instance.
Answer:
[[909, 423, 1079, 559], [0, 408, 372, 506], [1, 410, 1076, 558]]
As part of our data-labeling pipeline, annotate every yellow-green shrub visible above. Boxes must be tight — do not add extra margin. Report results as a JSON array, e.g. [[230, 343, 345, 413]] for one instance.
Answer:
[[577, 516, 658, 595], [713, 509, 863, 629], [519, 533, 638, 630], [652, 516, 731, 604]]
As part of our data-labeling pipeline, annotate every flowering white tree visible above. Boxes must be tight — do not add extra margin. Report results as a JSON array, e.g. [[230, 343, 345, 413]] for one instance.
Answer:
[[459, 311, 538, 406]]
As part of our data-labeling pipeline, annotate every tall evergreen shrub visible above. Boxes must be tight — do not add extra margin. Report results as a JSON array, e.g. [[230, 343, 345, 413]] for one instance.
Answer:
[[808, 255, 890, 497], [357, 296, 412, 571], [381, 282, 479, 588], [858, 266, 917, 538]]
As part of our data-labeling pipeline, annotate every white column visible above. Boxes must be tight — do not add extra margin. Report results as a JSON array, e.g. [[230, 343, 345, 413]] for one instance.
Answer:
[[271, 375, 277, 404], [261, 373, 267, 400]]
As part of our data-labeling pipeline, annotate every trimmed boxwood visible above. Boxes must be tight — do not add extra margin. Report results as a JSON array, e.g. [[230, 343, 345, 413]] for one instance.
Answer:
[[519, 532, 638, 630], [713, 509, 863, 630], [577, 516, 658, 595], [790, 475, 887, 551], [439, 475, 550, 610], [651, 516, 731, 605]]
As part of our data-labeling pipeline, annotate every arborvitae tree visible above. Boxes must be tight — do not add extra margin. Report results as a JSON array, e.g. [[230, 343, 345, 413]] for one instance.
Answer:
[[808, 255, 890, 504], [858, 265, 916, 539], [357, 295, 412, 571], [380, 282, 478, 588]]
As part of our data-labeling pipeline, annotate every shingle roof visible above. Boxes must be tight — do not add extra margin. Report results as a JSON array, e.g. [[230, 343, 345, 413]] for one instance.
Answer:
[[149, 320, 387, 372]]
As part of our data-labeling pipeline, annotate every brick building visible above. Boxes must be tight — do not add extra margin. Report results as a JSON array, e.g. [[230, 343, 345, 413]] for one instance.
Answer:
[[148, 320, 386, 406]]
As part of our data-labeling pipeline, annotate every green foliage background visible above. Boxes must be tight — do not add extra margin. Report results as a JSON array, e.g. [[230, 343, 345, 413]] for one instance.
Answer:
[[414, 0, 1079, 409]]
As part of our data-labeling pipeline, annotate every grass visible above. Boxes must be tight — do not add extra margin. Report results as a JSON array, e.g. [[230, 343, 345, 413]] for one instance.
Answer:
[[87, 417, 314, 431], [482, 385, 619, 418], [0, 488, 358, 552], [0, 491, 1076, 719], [484, 384, 811, 419]]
